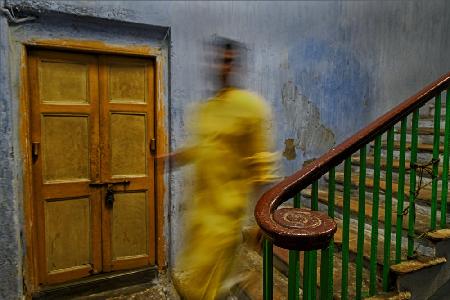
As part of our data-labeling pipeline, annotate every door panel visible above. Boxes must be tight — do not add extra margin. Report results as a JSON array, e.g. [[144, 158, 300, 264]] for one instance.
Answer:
[[45, 197, 91, 272], [29, 50, 102, 285], [41, 115, 90, 182], [99, 56, 155, 271], [39, 60, 89, 104], [112, 192, 148, 259], [109, 64, 147, 103], [110, 113, 147, 177]]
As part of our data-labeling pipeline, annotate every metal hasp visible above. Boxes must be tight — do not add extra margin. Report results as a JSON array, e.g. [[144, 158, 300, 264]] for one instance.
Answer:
[[89, 180, 131, 207]]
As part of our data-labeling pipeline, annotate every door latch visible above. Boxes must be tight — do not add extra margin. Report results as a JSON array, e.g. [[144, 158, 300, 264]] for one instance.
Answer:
[[89, 180, 130, 187]]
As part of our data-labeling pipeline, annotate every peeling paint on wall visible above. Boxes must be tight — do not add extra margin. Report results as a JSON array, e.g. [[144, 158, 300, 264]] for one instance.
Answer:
[[281, 81, 336, 162], [282, 138, 296, 160]]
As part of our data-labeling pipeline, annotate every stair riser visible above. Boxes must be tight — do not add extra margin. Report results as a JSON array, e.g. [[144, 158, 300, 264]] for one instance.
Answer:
[[394, 264, 448, 300]]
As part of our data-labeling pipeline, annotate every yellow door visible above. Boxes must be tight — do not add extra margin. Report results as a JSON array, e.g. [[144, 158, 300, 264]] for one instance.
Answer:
[[28, 50, 156, 285]]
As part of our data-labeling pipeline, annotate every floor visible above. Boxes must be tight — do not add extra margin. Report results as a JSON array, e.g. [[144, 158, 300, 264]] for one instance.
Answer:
[[77, 273, 180, 300]]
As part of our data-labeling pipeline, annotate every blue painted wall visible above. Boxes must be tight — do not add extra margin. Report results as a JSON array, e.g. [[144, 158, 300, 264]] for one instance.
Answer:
[[1, 1, 450, 298], [0, 12, 22, 299]]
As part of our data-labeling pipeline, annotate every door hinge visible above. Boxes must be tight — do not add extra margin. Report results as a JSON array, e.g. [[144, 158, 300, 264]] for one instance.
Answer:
[[150, 138, 156, 154]]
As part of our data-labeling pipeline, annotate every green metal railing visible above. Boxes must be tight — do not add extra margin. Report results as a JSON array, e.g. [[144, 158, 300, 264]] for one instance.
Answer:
[[256, 73, 450, 299]]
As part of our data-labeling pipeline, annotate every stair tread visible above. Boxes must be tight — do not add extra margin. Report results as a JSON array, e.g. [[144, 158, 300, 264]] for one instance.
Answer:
[[381, 141, 443, 152], [301, 187, 430, 234], [334, 171, 450, 205], [365, 291, 412, 300], [352, 155, 448, 177], [273, 245, 373, 299], [390, 256, 446, 274], [352, 156, 411, 172], [426, 228, 450, 242], [238, 246, 289, 300], [333, 217, 404, 266], [404, 127, 446, 136]]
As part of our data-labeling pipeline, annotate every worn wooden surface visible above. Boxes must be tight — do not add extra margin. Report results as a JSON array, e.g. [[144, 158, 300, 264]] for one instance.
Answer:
[[27, 49, 158, 287]]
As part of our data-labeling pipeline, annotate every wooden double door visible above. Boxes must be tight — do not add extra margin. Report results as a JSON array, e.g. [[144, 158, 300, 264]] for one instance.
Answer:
[[28, 50, 156, 285]]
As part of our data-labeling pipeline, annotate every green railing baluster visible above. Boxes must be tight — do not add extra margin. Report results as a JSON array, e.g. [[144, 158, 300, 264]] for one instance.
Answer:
[[289, 249, 300, 300], [408, 109, 419, 257], [288, 193, 301, 300], [310, 181, 319, 300], [341, 158, 351, 300], [263, 238, 273, 300], [303, 251, 310, 300], [441, 89, 450, 228], [431, 94, 442, 230], [395, 117, 407, 263], [383, 127, 394, 291], [369, 135, 381, 295], [320, 168, 335, 300], [356, 146, 366, 299]]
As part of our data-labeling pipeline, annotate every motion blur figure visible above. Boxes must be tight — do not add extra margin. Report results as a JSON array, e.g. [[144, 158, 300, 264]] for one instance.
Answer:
[[172, 37, 278, 299]]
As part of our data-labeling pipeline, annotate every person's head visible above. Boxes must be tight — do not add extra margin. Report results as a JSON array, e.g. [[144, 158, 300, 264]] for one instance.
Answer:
[[213, 37, 246, 88]]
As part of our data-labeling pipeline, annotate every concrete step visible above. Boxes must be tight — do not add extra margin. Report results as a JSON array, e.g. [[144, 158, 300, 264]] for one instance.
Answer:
[[300, 187, 430, 235], [390, 256, 446, 275], [393, 127, 447, 145], [381, 141, 444, 153], [351, 155, 449, 179], [333, 171, 450, 208], [417, 117, 447, 129], [273, 245, 374, 300], [365, 291, 412, 300], [237, 246, 289, 300], [390, 229, 450, 300]]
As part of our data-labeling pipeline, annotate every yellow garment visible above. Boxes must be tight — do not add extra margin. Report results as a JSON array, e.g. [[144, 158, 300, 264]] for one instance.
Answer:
[[173, 88, 277, 299]]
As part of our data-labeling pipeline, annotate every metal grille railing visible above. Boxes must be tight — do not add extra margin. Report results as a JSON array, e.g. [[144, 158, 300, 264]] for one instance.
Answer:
[[255, 72, 450, 299]]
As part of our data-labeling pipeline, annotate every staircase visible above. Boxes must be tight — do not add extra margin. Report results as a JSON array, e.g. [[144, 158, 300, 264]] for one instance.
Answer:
[[254, 73, 450, 300]]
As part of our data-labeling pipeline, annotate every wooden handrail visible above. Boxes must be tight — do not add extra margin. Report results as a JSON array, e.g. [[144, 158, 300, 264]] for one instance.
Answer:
[[255, 72, 450, 249]]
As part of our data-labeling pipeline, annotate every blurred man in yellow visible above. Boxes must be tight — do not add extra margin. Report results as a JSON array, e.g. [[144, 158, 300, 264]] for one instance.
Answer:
[[171, 38, 278, 299]]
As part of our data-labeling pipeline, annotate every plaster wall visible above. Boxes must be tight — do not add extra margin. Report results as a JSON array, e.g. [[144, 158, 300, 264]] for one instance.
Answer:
[[1, 1, 450, 298], [0, 11, 22, 300]]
